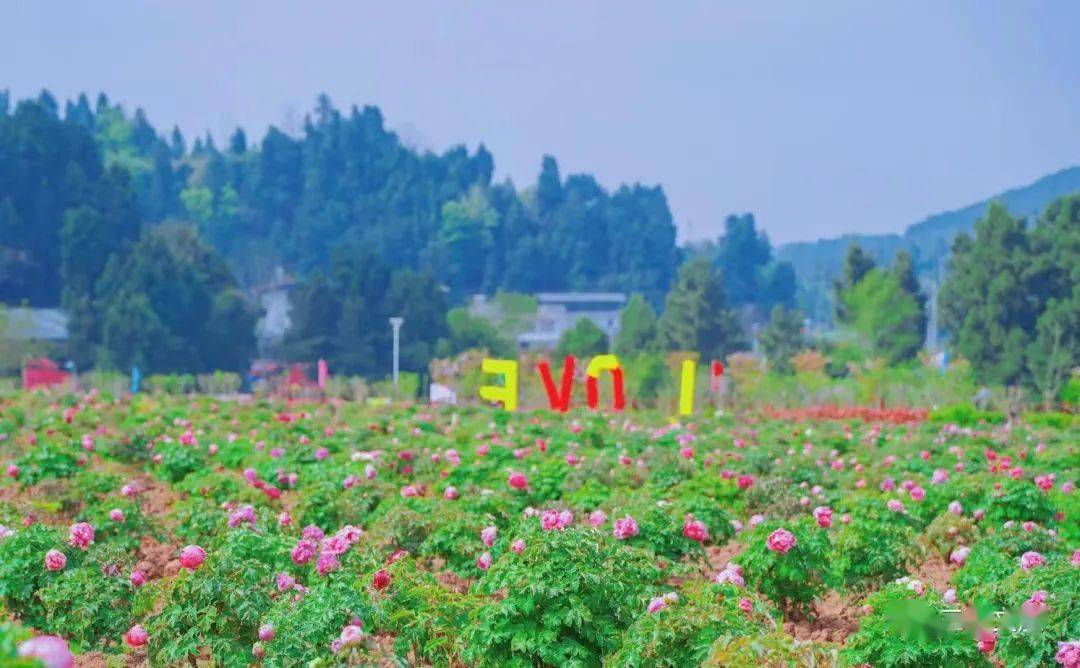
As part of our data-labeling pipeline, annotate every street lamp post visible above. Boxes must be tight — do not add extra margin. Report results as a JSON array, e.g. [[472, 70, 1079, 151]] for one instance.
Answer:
[[389, 317, 404, 401]]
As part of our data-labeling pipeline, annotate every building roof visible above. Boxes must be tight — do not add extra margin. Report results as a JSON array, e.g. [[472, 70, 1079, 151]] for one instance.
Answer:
[[535, 292, 626, 304], [1, 307, 69, 341]]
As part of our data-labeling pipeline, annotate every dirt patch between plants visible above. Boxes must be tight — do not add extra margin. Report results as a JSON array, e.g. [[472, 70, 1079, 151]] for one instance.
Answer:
[[74, 650, 146, 667], [133, 475, 180, 518], [914, 554, 954, 592], [135, 535, 178, 580], [784, 591, 861, 644], [434, 569, 472, 594], [705, 541, 743, 573]]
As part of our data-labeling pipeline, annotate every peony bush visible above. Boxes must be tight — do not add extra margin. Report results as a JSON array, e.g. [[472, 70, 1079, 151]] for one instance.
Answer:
[[0, 390, 1075, 665]]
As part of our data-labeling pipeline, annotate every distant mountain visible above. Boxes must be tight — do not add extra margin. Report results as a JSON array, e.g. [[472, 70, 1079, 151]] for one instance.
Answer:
[[776, 166, 1080, 322]]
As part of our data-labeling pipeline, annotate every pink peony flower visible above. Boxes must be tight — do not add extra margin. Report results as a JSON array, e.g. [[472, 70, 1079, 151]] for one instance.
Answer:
[[1022, 590, 1049, 617], [932, 469, 949, 485], [902, 577, 925, 595], [766, 528, 797, 554], [588, 510, 608, 527], [948, 501, 963, 515], [179, 545, 206, 570], [316, 553, 340, 576], [443, 486, 459, 500], [613, 516, 639, 540], [943, 588, 957, 604], [683, 517, 709, 543], [477, 552, 493, 571], [1056, 641, 1080, 667], [338, 624, 364, 648], [44, 549, 67, 572], [321, 535, 350, 556], [739, 597, 753, 613], [909, 486, 926, 502], [481, 526, 497, 547], [228, 505, 257, 528], [508, 472, 528, 490], [129, 570, 146, 587], [109, 508, 125, 522], [124, 625, 148, 648], [511, 539, 526, 553], [949, 546, 970, 566], [278, 511, 293, 527], [977, 629, 997, 654], [646, 596, 666, 613], [5, 463, 17, 479], [557, 509, 573, 528], [17, 635, 74, 668], [1035, 475, 1055, 492], [276, 572, 296, 591], [812, 506, 833, 528], [715, 563, 744, 587], [68, 522, 94, 550], [887, 499, 906, 513], [541, 509, 561, 531], [1020, 551, 1046, 571], [259, 624, 275, 642]]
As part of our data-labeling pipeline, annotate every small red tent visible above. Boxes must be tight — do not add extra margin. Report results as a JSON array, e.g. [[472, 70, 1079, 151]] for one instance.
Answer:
[[286, 363, 318, 388], [23, 358, 70, 390]]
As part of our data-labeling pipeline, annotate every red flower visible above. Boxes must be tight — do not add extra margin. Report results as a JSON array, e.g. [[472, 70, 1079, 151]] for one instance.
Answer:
[[372, 568, 391, 591]]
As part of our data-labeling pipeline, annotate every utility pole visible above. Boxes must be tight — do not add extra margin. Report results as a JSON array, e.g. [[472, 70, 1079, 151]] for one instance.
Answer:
[[389, 317, 404, 401]]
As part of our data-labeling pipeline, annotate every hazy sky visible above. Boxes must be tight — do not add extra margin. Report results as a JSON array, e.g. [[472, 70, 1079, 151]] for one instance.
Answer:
[[3, 2, 1079, 244]]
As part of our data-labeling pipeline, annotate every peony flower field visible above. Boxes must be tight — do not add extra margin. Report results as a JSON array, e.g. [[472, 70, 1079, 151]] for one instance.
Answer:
[[0, 391, 1077, 667]]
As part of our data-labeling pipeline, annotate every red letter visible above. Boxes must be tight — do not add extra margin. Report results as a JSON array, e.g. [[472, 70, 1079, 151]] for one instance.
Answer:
[[537, 356, 576, 412], [585, 355, 625, 411], [710, 359, 725, 392]]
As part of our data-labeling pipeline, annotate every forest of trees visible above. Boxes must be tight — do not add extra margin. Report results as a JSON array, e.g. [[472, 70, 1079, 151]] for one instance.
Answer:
[[0, 90, 791, 376], [0, 89, 1076, 400]]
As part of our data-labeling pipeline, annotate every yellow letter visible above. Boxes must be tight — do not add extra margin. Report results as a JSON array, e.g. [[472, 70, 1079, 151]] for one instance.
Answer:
[[585, 354, 621, 378], [679, 359, 696, 415], [478, 359, 518, 411]]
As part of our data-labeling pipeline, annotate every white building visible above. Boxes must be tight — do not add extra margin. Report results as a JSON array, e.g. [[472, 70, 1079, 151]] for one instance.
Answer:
[[253, 267, 295, 357], [1, 307, 69, 341], [516, 292, 626, 350]]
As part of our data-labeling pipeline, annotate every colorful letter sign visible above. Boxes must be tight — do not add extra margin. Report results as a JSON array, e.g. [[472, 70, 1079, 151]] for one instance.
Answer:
[[679, 359, 696, 415], [537, 356, 576, 412], [478, 359, 518, 411], [585, 354, 625, 411]]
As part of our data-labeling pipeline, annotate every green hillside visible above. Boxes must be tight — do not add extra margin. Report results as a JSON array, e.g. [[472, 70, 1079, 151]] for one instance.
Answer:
[[777, 166, 1080, 322]]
